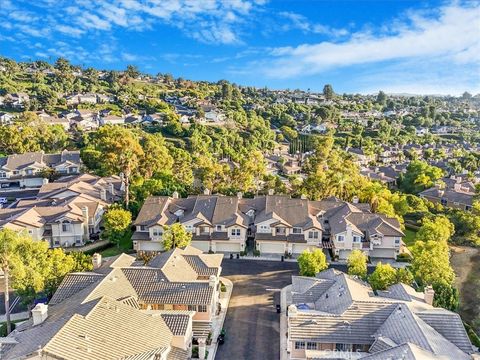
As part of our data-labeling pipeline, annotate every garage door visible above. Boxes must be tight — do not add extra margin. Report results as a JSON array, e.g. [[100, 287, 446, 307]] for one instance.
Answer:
[[292, 244, 312, 254], [369, 248, 396, 259], [338, 249, 351, 260], [215, 242, 241, 253], [191, 241, 210, 252], [259, 242, 285, 254], [136, 241, 163, 252]]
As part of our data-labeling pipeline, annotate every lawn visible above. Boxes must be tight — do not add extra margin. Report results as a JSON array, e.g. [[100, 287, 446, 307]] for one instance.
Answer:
[[403, 228, 418, 247], [99, 230, 133, 258]]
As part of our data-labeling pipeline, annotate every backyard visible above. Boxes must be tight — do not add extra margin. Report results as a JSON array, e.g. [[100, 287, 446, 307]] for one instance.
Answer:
[[99, 230, 133, 257]]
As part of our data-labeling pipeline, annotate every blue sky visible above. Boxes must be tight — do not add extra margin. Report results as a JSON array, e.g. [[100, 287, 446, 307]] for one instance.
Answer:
[[0, 0, 479, 95]]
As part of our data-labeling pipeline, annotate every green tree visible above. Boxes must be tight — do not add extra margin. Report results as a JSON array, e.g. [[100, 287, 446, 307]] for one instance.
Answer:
[[376, 91, 387, 105], [410, 240, 455, 287], [416, 216, 454, 243], [432, 281, 459, 311], [368, 262, 397, 290], [103, 207, 132, 248], [162, 223, 192, 250], [297, 249, 328, 277], [323, 84, 334, 100], [399, 160, 444, 194], [347, 250, 368, 279]]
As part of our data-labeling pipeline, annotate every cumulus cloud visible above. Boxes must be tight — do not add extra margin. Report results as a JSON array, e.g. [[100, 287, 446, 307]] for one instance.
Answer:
[[263, 2, 480, 79]]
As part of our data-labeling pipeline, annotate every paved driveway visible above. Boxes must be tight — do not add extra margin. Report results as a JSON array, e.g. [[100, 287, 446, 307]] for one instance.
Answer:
[[216, 259, 298, 360]]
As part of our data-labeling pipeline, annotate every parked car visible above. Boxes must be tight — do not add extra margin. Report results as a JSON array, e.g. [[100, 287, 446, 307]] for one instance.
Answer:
[[0, 197, 8, 204]]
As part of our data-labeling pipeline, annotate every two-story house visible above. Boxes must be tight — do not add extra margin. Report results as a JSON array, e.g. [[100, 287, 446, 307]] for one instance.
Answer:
[[0, 150, 82, 188], [285, 268, 474, 360], [133, 193, 249, 254]]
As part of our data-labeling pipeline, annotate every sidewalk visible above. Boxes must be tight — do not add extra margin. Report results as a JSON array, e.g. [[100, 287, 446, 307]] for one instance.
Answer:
[[206, 277, 233, 360], [280, 284, 291, 360], [236, 255, 297, 262]]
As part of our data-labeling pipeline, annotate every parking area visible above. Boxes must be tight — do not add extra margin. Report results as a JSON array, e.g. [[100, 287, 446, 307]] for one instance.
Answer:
[[216, 259, 298, 360]]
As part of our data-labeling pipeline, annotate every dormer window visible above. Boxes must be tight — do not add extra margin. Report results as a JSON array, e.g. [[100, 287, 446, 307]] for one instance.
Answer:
[[292, 228, 302, 234], [216, 225, 222, 231], [308, 231, 319, 239]]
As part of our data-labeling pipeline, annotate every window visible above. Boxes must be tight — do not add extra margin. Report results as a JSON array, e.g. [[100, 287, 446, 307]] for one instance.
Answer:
[[152, 229, 163, 237], [0, 172, 6, 178], [26, 169, 33, 175], [216, 225, 222, 231], [139, 225, 146, 231], [353, 236, 361, 243], [337, 235, 345, 242], [308, 231, 319, 239], [13, 171, 19, 175], [294, 342, 305, 350], [62, 221, 71, 232], [187, 305, 197, 311], [323, 219, 329, 224], [292, 228, 302, 234], [231, 228, 241, 236], [197, 305, 207, 313], [54, 239, 60, 246], [335, 343, 352, 351], [306, 342, 317, 350], [394, 238, 401, 246], [276, 227, 286, 235]]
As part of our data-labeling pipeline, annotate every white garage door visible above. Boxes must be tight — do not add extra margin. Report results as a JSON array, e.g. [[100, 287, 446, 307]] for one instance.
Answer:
[[136, 241, 163, 252], [215, 242, 241, 253], [260, 242, 285, 254], [292, 244, 312, 254], [370, 248, 396, 259], [191, 241, 210, 252], [338, 249, 351, 260]]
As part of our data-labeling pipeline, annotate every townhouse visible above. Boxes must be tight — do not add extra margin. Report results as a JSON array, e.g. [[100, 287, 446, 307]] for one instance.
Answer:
[[0, 150, 82, 188], [0, 248, 221, 359], [134, 194, 405, 260], [0, 174, 123, 247], [285, 268, 475, 360], [420, 176, 476, 211]]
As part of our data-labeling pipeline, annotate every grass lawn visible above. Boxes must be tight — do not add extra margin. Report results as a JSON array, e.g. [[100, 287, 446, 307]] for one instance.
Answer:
[[100, 230, 133, 257], [403, 228, 418, 247]]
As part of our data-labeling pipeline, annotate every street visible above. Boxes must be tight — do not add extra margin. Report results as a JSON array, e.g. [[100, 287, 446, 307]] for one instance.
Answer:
[[216, 259, 298, 360]]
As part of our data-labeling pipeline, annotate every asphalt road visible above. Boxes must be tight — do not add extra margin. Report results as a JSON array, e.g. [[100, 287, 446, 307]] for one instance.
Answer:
[[216, 259, 299, 360]]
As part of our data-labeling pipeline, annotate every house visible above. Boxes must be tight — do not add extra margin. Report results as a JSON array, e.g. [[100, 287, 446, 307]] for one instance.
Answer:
[[300, 123, 328, 134], [0, 112, 14, 125], [65, 93, 99, 105], [360, 168, 397, 188], [69, 109, 99, 130], [5, 93, 29, 109], [100, 114, 125, 126], [0, 252, 204, 360], [0, 174, 123, 247], [134, 194, 405, 260], [280, 155, 303, 175], [415, 127, 429, 136], [133, 193, 249, 254], [37, 112, 70, 130], [0, 150, 82, 188], [419, 177, 475, 211], [285, 268, 475, 360], [203, 109, 225, 123], [346, 147, 375, 166]]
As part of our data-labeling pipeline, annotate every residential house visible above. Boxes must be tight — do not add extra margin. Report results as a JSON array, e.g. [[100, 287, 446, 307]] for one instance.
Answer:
[[0, 252, 202, 359], [0, 174, 123, 247], [0, 112, 14, 125], [133, 193, 249, 254], [419, 176, 475, 211], [37, 111, 70, 130], [100, 114, 125, 126], [65, 93, 102, 105], [346, 147, 375, 166], [5, 93, 29, 109], [203, 108, 225, 123], [285, 268, 475, 360], [0, 150, 82, 188], [360, 168, 397, 188], [134, 195, 405, 260], [69, 109, 99, 130]]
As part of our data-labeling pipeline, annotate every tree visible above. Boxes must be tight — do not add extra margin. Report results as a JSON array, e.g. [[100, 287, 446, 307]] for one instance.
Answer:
[[416, 216, 454, 243], [103, 207, 132, 248], [125, 65, 140, 79], [162, 223, 192, 250], [368, 262, 397, 290], [376, 91, 387, 105], [410, 240, 455, 287], [138, 133, 173, 178], [399, 160, 444, 194], [323, 84, 334, 100], [347, 250, 367, 279], [432, 281, 459, 311], [84, 126, 144, 206], [0, 229, 26, 334], [297, 249, 328, 277], [395, 268, 414, 285]]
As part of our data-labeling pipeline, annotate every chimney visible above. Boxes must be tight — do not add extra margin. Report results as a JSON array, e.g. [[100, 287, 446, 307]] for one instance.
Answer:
[[237, 192, 243, 199], [288, 304, 298, 317], [424, 285, 435, 306], [203, 188, 210, 195], [100, 188, 107, 201], [172, 191, 179, 199], [42, 178, 49, 185], [352, 196, 359, 204], [268, 189, 274, 196], [81, 206, 89, 239], [109, 183, 115, 196], [92, 253, 102, 269], [32, 303, 48, 326]]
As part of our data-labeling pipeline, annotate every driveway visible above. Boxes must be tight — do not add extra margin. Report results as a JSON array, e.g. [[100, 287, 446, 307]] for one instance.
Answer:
[[216, 259, 299, 360]]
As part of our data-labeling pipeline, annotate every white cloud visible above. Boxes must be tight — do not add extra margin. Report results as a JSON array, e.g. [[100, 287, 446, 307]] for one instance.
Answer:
[[263, 3, 480, 79], [278, 11, 348, 37]]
